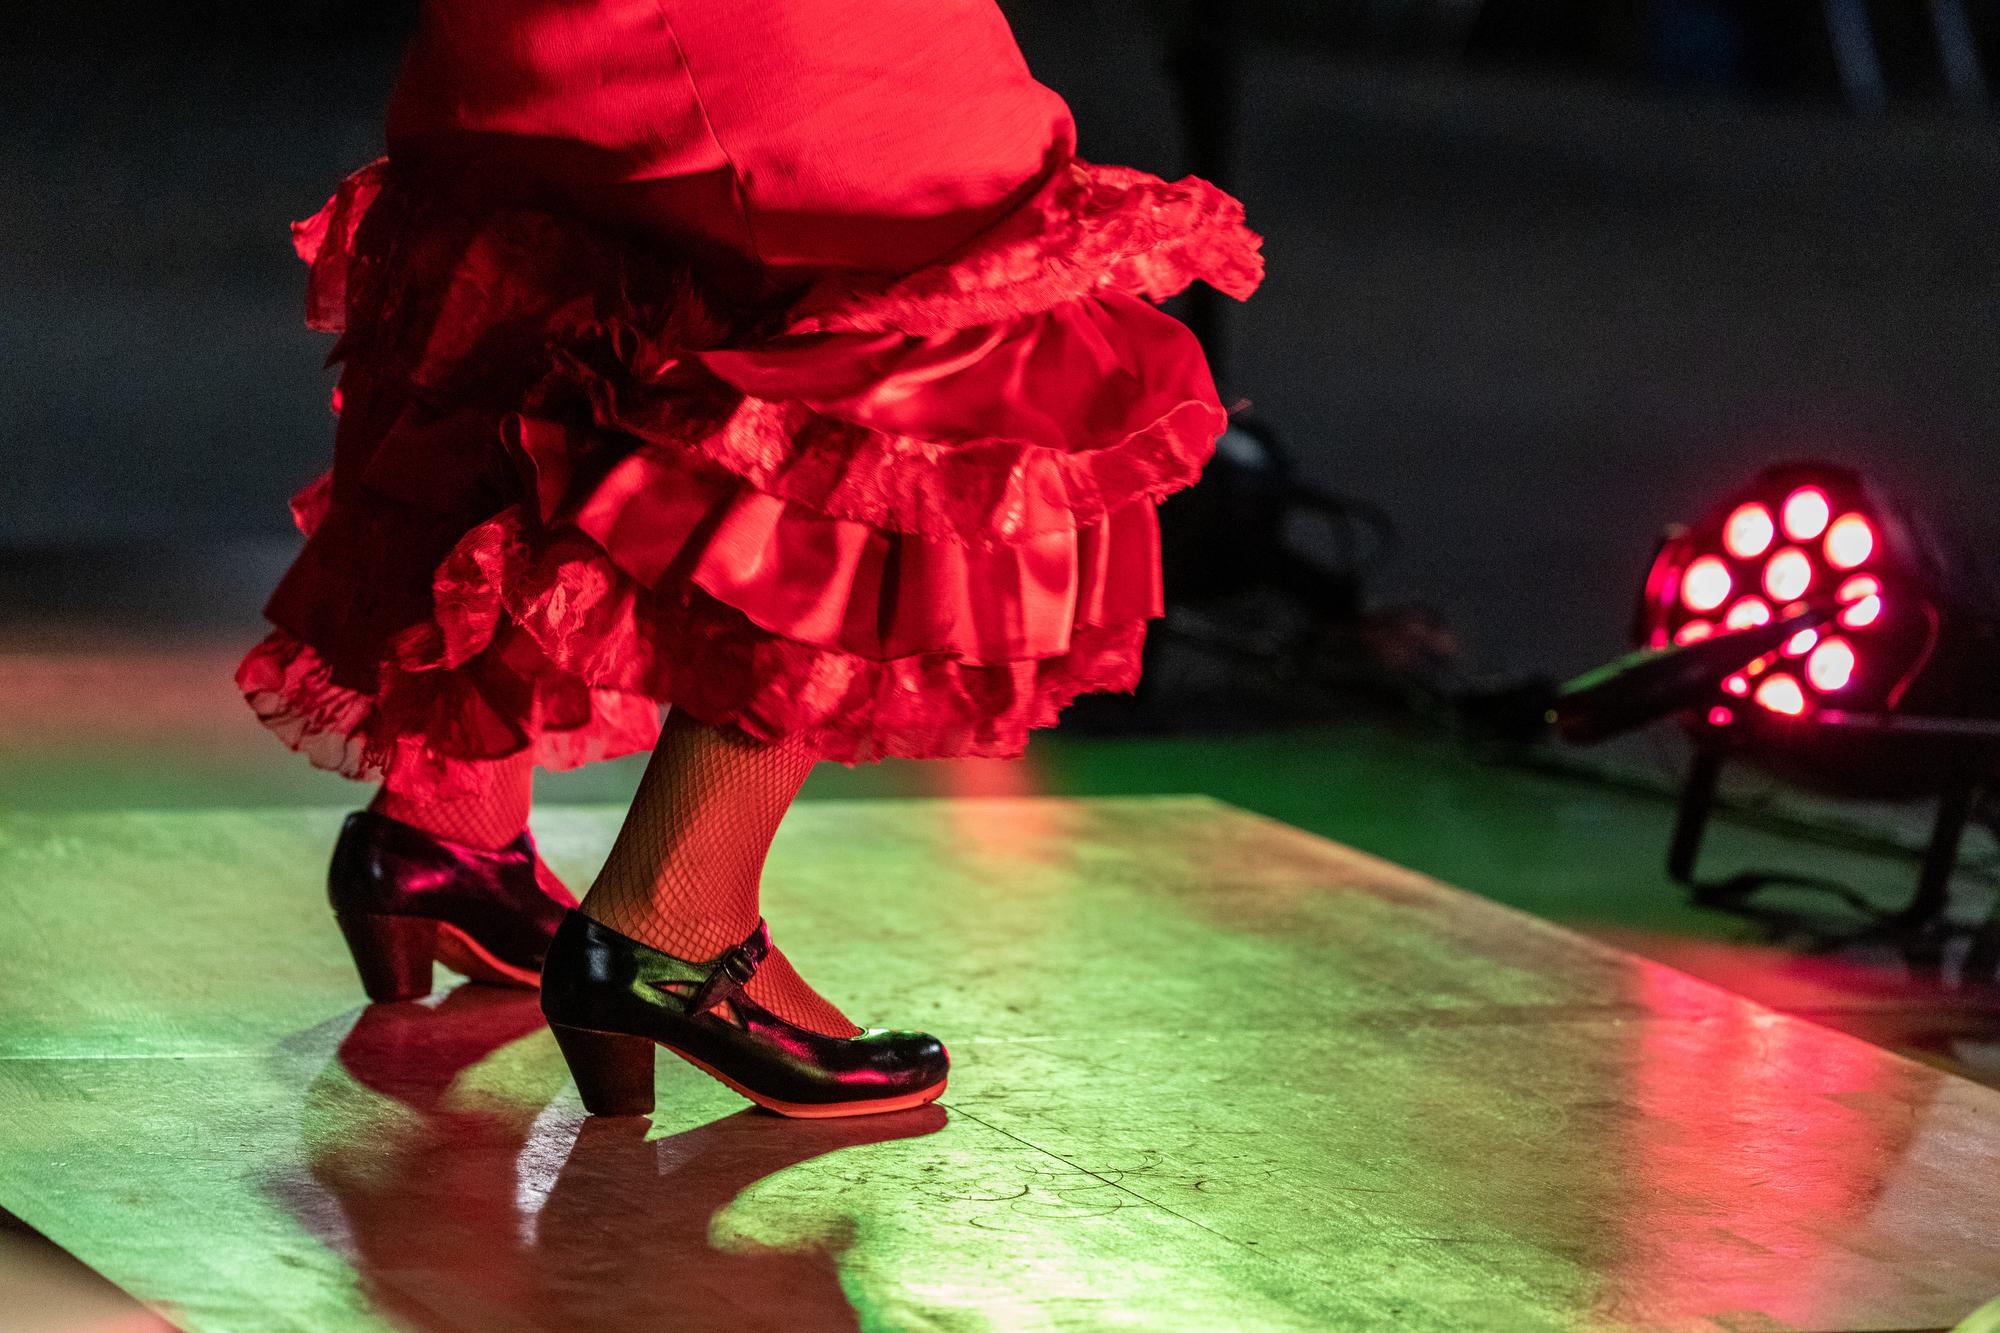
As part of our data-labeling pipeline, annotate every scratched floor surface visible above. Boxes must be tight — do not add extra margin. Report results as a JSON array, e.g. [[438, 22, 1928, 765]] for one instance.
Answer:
[[1, 798, 1997, 1331]]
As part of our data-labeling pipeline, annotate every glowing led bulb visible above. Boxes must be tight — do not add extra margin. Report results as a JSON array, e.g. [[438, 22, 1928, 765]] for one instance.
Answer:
[[1763, 547, 1813, 602], [1754, 674, 1807, 716], [1724, 504, 1775, 559], [1825, 514, 1874, 569], [1674, 620, 1715, 645], [1681, 557, 1732, 613], [1781, 487, 1831, 541], [1833, 574, 1882, 629], [1806, 638, 1856, 692], [1724, 598, 1771, 630], [1784, 628, 1819, 657]]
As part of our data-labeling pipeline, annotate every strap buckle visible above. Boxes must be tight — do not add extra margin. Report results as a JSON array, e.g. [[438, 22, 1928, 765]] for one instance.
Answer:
[[681, 921, 770, 1018]]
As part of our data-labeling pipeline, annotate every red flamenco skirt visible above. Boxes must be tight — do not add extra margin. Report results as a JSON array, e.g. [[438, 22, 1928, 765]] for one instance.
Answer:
[[237, 156, 1263, 796]]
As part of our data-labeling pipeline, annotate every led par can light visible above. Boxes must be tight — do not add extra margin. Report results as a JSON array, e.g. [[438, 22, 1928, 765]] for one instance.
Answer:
[[1633, 462, 2000, 798]]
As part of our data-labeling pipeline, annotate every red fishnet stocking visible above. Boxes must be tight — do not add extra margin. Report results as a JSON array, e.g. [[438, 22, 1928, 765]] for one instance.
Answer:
[[369, 752, 577, 905], [579, 709, 859, 1038]]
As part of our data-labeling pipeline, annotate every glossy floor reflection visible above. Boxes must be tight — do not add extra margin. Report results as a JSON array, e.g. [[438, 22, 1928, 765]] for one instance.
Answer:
[[1, 799, 1997, 1331], [300, 988, 948, 1331]]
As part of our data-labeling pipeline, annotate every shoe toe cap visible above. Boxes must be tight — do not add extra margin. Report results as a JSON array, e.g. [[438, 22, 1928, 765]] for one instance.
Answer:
[[864, 1028, 949, 1086], [898, 1030, 950, 1085]]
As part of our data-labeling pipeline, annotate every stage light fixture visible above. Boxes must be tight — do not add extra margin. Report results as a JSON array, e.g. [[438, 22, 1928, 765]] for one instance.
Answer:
[[1621, 461, 2000, 924], [1635, 465, 1987, 739]]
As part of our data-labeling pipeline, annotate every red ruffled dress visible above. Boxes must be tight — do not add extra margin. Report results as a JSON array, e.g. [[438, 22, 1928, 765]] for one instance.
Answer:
[[237, 0, 1263, 795]]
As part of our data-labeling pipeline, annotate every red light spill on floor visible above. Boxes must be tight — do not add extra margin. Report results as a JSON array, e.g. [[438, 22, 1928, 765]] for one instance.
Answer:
[[1780, 486, 1831, 542], [1807, 638, 1856, 692], [1724, 598, 1771, 630], [934, 757, 1072, 865], [1724, 504, 1774, 559], [1825, 514, 1874, 569], [1681, 557, 1732, 613], [1763, 548, 1813, 602], [1754, 673, 1807, 715], [1616, 965, 1907, 1326], [1673, 620, 1715, 645]]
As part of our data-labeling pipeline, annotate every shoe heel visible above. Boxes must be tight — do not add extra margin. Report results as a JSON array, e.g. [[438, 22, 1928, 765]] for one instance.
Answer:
[[550, 1023, 656, 1116], [335, 912, 437, 1003]]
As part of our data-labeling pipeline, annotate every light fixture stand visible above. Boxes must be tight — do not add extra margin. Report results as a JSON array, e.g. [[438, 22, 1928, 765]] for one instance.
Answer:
[[1667, 715, 2000, 929]]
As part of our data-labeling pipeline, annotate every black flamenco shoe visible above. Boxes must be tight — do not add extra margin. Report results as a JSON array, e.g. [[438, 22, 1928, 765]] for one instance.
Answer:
[[328, 810, 576, 1003], [539, 911, 949, 1119]]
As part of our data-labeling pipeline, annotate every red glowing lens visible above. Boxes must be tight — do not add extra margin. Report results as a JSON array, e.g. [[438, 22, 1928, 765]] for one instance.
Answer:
[[1763, 547, 1813, 602], [1674, 620, 1715, 645], [1781, 487, 1831, 541], [1724, 598, 1771, 630], [1708, 705, 1736, 727], [1724, 504, 1775, 559], [1806, 638, 1856, 692], [1834, 573, 1882, 628], [1754, 674, 1807, 716], [1724, 674, 1751, 697], [1825, 514, 1874, 569], [1784, 628, 1818, 657], [1681, 557, 1732, 613]]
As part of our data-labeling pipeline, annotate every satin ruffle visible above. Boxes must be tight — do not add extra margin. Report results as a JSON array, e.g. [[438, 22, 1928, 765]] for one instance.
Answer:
[[240, 154, 1262, 793]]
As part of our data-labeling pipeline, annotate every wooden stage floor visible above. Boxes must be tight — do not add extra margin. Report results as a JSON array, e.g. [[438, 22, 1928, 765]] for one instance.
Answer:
[[1, 797, 1996, 1331]]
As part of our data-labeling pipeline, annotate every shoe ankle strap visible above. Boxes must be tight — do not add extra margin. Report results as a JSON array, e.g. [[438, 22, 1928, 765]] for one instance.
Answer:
[[683, 920, 771, 1018]]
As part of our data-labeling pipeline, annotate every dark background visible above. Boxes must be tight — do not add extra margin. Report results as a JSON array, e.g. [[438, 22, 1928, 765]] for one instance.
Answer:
[[5, 0, 1998, 681]]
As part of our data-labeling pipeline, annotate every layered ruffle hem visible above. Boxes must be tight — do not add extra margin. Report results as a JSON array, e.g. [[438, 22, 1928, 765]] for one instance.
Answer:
[[237, 157, 1264, 794]]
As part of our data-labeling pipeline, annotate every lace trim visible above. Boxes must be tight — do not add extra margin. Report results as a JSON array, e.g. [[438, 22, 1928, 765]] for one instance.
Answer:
[[239, 512, 1149, 788], [788, 161, 1264, 336]]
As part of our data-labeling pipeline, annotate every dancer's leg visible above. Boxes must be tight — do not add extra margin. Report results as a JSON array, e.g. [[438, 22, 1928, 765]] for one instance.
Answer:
[[370, 751, 576, 903], [579, 709, 859, 1037]]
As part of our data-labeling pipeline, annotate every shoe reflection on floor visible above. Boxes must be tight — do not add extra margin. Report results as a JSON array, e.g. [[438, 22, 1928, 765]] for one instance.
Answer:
[[275, 982, 947, 1332]]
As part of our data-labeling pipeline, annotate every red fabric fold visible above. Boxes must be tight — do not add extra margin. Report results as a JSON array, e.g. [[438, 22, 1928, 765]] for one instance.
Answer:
[[547, 288, 1229, 547], [293, 159, 385, 333], [242, 126, 1260, 792], [568, 447, 1163, 664]]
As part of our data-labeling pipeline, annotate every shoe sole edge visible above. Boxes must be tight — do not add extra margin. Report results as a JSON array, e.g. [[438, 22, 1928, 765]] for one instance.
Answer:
[[550, 1021, 948, 1119], [671, 1044, 948, 1119], [434, 921, 542, 990]]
